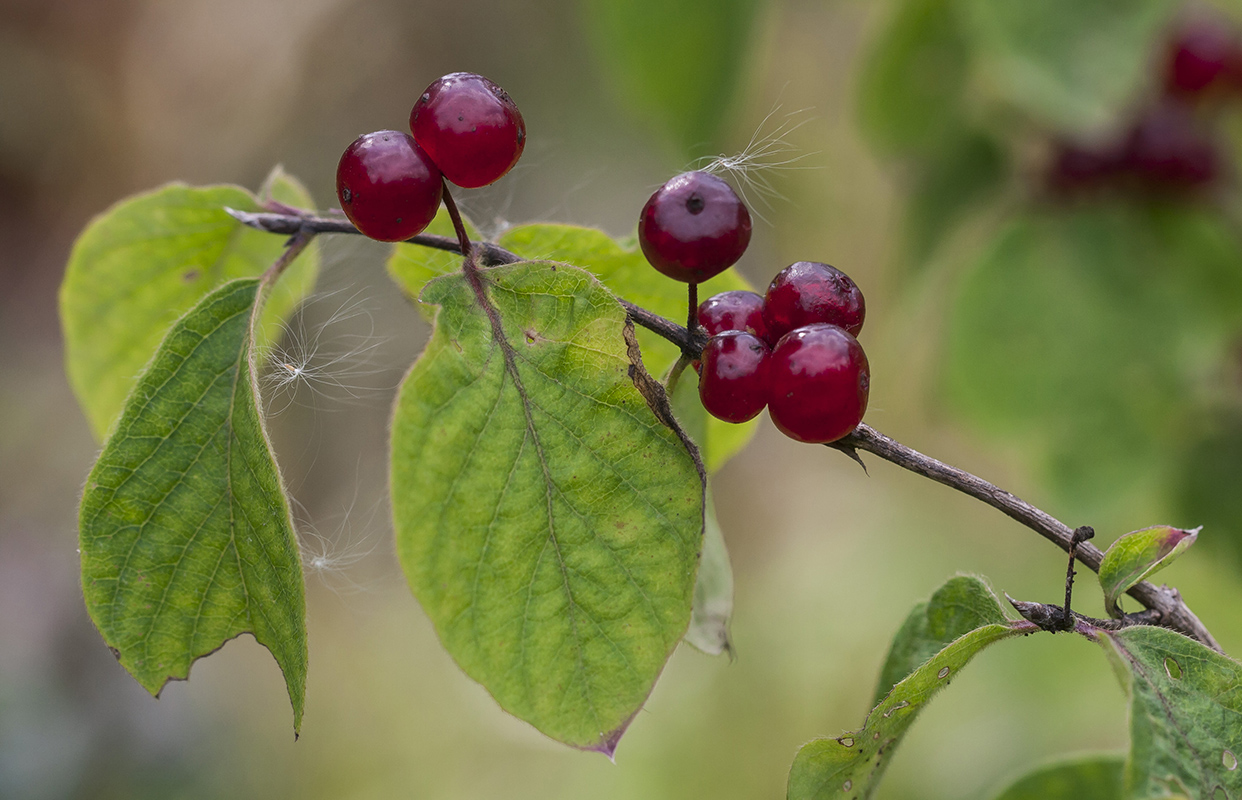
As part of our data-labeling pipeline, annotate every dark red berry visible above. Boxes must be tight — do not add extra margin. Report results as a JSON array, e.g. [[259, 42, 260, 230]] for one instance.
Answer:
[[698, 331, 770, 423], [1165, 22, 1241, 97], [1047, 141, 1123, 193], [410, 72, 525, 189], [698, 290, 769, 340], [763, 261, 865, 343], [336, 131, 443, 242], [1121, 101, 1218, 188], [638, 171, 752, 284], [768, 324, 869, 444]]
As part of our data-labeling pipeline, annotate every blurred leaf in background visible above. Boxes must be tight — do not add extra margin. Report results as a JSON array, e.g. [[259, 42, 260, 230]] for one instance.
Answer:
[[943, 204, 1242, 512], [578, 0, 764, 159], [862, 0, 1242, 547], [959, 0, 1179, 136]]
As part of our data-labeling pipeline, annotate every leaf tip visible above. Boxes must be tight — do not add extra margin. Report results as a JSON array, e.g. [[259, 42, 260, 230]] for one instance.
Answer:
[[588, 726, 626, 761]]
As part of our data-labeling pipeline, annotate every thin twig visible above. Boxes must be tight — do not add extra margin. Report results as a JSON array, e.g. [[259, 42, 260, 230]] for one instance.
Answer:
[[233, 206, 1223, 653], [835, 425, 1221, 651], [225, 208, 519, 267]]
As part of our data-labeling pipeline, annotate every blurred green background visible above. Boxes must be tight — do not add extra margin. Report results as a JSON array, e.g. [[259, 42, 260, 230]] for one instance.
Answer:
[[4, 0, 1242, 797]]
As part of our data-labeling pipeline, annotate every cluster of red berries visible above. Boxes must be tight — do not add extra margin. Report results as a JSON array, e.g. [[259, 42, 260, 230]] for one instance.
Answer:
[[1048, 20, 1242, 194], [336, 72, 525, 241], [694, 265, 869, 444], [635, 172, 870, 444]]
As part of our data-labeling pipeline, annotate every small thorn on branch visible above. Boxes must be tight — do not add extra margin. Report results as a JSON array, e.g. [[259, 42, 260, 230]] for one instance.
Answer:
[[824, 439, 868, 474]]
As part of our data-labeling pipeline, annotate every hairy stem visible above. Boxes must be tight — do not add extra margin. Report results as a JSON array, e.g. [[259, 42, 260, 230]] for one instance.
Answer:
[[234, 206, 1223, 652]]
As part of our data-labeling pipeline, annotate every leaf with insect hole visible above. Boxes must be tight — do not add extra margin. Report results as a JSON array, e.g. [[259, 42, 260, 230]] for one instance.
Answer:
[[390, 260, 704, 754], [1090, 625, 1242, 798], [788, 576, 1034, 800]]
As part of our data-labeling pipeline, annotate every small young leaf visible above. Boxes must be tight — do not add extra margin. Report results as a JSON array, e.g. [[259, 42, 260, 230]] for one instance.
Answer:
[[872, 574, 1007, 706], [498, 222, 757, 472], [1098, 526, 1199, 617], [79, 277, 308, 732], [988, 754, 1124, 800], [390, 260, 704, 753], [1092, 625, 1242, 798], [789, 577, 1033, 800], [61, 168, 319, 439]]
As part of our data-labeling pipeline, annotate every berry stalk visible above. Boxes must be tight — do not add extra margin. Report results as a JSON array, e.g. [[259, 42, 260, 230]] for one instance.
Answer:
[[439, 181, 473, 261]]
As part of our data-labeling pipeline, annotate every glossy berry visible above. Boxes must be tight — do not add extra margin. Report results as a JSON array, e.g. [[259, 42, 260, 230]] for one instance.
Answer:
[[768, 324, 869, 444], [638, 171, 752, 284], [698, 331, 770, 423], [336, 131, 443, 242], [763, 261, 865, 343], [698, 290, 769, 340], [1121, 101, 1218, 188], [410, 72, 525, 189], [1165, 23, 1242, 97]]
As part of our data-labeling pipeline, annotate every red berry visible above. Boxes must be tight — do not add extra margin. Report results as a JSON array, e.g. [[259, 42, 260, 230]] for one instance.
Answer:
[[768, 324, 869, 444], [763, 262, 866, 343], [1165, 22, 1241, 97], [638, 171, 752, 284], [698, 331, 771, 423], [1046, 142, 1123, 193], [1121, 101, 1218, 188], [336, 131, 443, 242], [698, 290, 769, 340], [410, 72, 525, 189]]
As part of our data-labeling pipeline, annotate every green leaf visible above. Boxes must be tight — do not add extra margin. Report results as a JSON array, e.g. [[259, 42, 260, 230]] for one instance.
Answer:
[[1098, 526, 1199, 618], [788, 577, 1031, 800], [959, 0, 1178, 136], [385, 205, 480, 316], [988, 755, 1125, 800], [61, 167, 319, 439], [1093, 625, 1242, 799], [578, 0, 762, 156], [79, 277, 308, 733], [857, 0, 971, 157], [944, 206, 1242, 510], [872, 574, 1007, 707], [1177, 413, 1242, 567], [497, 222, 758, 472], [665, 353, 736, 657], [902, 130, 1008, 265], [684, 490, 733, 657], [390, 260, 704, 753]]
